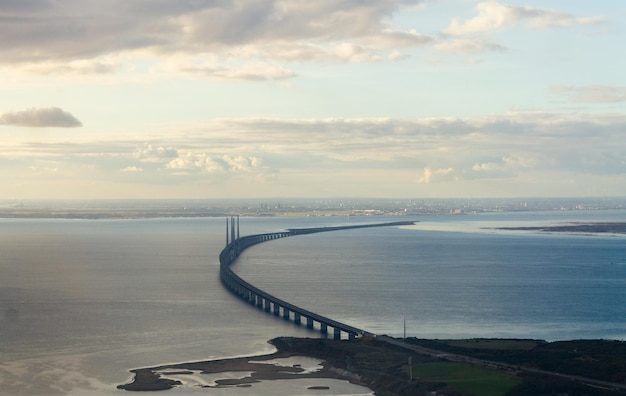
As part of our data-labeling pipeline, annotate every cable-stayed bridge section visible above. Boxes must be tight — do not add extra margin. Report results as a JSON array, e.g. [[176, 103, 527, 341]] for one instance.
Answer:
[[219, 217, 415, 340]]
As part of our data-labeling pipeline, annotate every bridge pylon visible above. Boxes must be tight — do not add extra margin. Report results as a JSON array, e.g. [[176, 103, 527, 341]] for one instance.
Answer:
[[225, 214, 241, 248]]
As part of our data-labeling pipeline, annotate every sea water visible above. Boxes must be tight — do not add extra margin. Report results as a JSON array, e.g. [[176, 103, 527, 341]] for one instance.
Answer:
[[1, 211, 625, 395], [238, 211, 626, 341]]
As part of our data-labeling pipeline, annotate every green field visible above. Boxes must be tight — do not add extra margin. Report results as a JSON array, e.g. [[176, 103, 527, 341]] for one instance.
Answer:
[[412, 362, 522, 396]]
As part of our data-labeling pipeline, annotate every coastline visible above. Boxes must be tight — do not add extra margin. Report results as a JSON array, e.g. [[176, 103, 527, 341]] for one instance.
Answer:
[[118, 336, 626, 396], [494, 222, 626, 234], [118, 339, 369, 392]]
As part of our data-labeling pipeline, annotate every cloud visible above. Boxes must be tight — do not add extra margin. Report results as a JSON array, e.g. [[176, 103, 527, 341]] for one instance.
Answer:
[[552, 85, 626, 103], [0, 0, 425, 70], [160, 149, 263, 175], [231, 42, 384, 63], [0, 0, 610, 80], [473, 162, 502, 172], [133, 144, 178, 162], [471, 153, 541, 178], [444, 1, 605, 36], [165, 152, 225, 174], [206, 113, 626, 180], [222, 155, 262, 172], [177, 1, 421, 45], [3, 112, 626, 198], [0, 107, 82, 127], [21, 59, 119, 75], [121, 166, 143, 172], [433, 38, 507, 53], [416, 166, 454, 184], [169, 60, 296, 81], [363, 29, 435, 49]]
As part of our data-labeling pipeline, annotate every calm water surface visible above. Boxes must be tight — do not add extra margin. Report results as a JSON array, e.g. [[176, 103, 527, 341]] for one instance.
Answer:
[[1, 211, 625, 395]]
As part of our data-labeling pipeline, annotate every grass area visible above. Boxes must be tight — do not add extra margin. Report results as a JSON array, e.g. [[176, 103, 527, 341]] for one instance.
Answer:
[[441, 339, 540, 351], [412, 362, 522, 396]]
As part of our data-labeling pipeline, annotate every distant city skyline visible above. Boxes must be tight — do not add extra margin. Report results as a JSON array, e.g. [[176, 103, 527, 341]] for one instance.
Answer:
[[1, 1, 624, 199]]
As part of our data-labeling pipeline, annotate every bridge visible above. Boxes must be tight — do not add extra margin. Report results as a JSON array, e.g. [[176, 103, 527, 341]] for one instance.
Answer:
[[219, 216, 415, 340]]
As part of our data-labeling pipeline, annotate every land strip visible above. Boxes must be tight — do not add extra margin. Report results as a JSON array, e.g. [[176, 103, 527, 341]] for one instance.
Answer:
[[494, 222, 626, 234], [118, 337, 626, 395]]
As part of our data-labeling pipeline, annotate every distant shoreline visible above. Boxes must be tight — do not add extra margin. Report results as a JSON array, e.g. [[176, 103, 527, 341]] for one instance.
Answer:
[[2, 197, 624, 219], [0, 210, 396, 219], [494, 222, 626, 234]]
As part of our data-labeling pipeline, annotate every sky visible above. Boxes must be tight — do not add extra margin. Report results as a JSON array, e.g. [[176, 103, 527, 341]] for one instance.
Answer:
[[0, 0, 625, 200]]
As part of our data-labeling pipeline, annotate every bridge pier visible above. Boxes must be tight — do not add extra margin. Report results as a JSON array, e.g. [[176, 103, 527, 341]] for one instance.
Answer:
[[273, 303, 280, 316], [256, 295, 263, 309], [264, 299, 271, 312], [306, 317, 314, 329], [283, 307, 290, 320], [294, 312, 301, 325], [320, 323, 328, 335], [348, 332, 356, 341], [333, 328, 341, 340]]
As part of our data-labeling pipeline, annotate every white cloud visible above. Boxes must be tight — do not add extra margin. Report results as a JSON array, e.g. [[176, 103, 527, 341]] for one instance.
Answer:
[[444, 1, 605, 36], [552, 85, 626, 103], [416, 166, 454, 184], [134, 144, 178, 162], [243, 42, 384, 63], [222, 155, 262, 172], [163, 151, 263, 175], [473, 162, 501, 172], [166, 152, 225, 174], [0, 107, 82, 128], [121, 166, 143, 172]]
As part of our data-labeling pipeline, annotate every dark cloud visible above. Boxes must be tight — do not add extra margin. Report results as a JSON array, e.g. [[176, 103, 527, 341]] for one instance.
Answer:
[[0, 0, 422, 64], [0, 107, 82, 127]]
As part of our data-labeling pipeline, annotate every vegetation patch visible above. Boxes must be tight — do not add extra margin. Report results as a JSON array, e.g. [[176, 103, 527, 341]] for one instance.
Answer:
[[412, 361, 522, 396], [441, 339, 540, 351]]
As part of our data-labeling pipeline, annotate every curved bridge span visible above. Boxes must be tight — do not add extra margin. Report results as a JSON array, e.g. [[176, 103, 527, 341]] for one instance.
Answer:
[[219, 219, 415, 340]]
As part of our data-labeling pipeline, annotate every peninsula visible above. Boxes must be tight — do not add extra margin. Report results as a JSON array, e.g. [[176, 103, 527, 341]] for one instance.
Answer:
[[118, 336, 626, 395]]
